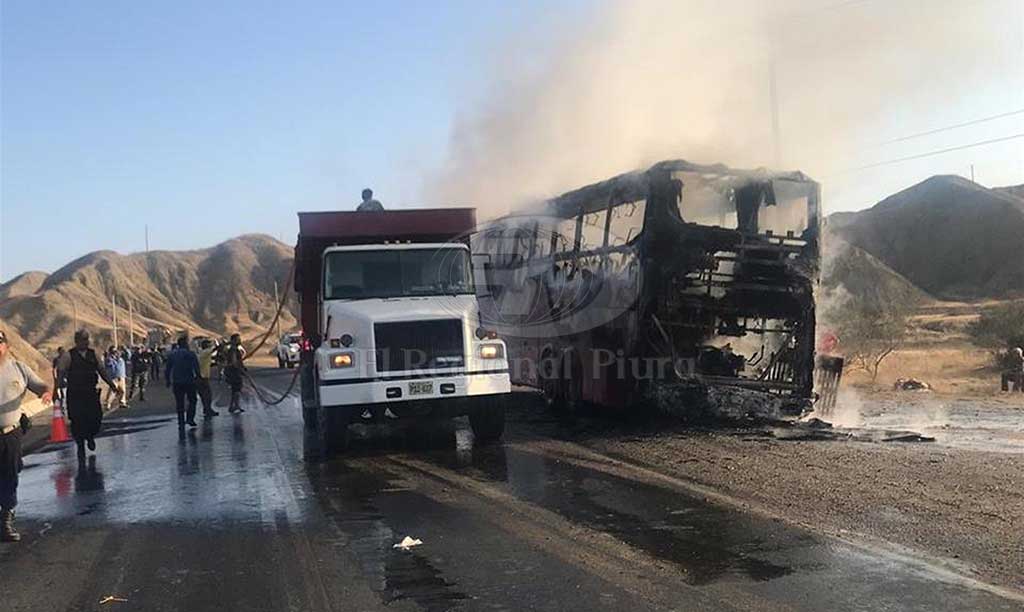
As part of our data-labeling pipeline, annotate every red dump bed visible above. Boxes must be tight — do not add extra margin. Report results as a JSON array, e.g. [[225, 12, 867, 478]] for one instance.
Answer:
[[294, 208, 477, 339]]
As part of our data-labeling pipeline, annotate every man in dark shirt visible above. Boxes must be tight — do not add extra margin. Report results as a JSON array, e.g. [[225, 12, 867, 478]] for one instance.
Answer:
[[165, 337, 201, 430], [1001, 347, 1024, 392], [356, 188, 384, 212], [129, 347, 151, 401]]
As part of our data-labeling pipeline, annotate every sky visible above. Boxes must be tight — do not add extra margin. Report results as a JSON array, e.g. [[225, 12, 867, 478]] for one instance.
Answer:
[[2, 0, 1023, 282]]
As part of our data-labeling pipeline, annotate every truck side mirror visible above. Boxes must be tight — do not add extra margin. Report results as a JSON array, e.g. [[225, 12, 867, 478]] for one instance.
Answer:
[[471, 253, 493, 297]]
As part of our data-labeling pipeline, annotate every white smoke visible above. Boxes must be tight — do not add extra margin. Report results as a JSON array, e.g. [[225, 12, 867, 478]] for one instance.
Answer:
[[427, 0, 1016, 216]]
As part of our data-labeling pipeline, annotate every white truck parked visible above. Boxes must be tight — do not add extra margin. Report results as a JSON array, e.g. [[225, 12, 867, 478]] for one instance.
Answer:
[[294, 208, 511, 455]]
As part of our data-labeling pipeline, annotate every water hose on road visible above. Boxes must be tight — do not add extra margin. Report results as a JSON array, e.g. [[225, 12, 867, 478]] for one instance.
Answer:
[[237, 259, 302, 406], [242, 260, 296, 363], [243, 366, 301, 407]]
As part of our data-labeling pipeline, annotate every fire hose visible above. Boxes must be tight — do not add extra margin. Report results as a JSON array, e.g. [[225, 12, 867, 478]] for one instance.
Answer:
[[237, 261, 302, 406]]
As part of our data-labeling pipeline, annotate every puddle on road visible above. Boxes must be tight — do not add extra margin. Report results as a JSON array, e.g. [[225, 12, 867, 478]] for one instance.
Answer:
[[305, 463, 469, 611], [306, 414, 799, 587], [421, 443, 799, 586]]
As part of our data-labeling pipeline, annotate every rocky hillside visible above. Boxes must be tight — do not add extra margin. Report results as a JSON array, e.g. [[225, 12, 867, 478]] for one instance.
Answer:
[[0, 235, 297, 361], [831, 175, 1024, 299], [0, 271, 49, 301], [821, 231, 930, 309]]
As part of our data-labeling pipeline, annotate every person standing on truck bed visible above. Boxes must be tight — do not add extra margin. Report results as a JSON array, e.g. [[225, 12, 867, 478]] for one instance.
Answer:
[[356, 188, 384, 211]]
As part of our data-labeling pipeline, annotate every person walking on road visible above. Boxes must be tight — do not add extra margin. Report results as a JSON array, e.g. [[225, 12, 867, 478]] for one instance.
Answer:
[[129, 347, 150, 402], [104, 347, 128, 409], [196, 339, 220, 418], [55, 330, 120, 463], [356, 188, 384, 212], [222, 334, 246, 414], [150, 346, 162, 380], [165, 337, 201, 431], [0, 328, 52, 542], [52, 347, 67, 404]]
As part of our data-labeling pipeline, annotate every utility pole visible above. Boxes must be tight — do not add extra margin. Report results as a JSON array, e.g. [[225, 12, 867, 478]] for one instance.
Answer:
[[970, 164, 976, 182], [128, 299, 135, 346], [273, 281, 282, 339], [145, 225, 150, 252], [73, 301, 79, 332], [769, 60, 782, 168], [112, 294, 119, 349]]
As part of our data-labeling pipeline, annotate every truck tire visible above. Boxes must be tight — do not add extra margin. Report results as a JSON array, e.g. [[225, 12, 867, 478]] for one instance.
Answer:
[[318, 405, 350, 458], [470, 396, 506, 444], [301, 362, 317, 429]]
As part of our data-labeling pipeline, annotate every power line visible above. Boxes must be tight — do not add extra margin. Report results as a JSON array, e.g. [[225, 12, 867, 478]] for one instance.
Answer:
[[877, 109, 1024, 145], [851, 133, 1024, 171]]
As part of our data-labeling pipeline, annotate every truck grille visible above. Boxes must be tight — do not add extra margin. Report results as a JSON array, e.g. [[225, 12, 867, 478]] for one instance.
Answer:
[[374, 319, 464, 372]]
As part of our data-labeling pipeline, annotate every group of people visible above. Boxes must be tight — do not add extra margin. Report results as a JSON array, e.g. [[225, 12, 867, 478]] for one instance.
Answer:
[[0, 326, 252, 543], [51, 344, 169, 410], [164, 334, 247, 430]]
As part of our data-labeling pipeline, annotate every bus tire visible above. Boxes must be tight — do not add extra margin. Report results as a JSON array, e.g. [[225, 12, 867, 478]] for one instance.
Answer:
[[556, 353, 584, 417], [470, 397, 506, 443]]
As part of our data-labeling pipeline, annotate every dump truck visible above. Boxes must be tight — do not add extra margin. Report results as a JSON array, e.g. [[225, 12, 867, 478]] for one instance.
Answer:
[[295, 208, 512, 454]]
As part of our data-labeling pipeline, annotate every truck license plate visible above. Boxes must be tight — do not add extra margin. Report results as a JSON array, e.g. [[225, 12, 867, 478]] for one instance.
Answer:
[[409, 381, 433, 396]]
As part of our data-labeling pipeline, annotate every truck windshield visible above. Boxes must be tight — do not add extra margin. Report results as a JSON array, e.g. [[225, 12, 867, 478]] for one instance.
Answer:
[[324, 248, 474, 300]]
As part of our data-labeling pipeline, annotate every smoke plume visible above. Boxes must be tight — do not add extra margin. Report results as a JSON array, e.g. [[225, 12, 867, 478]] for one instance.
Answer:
[[427, 0, 1015, 216]]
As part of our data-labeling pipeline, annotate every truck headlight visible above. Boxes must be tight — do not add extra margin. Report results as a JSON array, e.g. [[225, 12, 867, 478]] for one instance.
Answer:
[[479, 344, 504, 360], [330, 353, 354, 368]]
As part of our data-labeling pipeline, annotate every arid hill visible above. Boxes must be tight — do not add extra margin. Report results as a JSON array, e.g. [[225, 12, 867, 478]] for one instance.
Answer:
[[821, 231, 930, 310], [832, 175, 1024, 299], [993, 183, 1024, 204], [0, 234, 297, 362], [0, 271, 49, 301]]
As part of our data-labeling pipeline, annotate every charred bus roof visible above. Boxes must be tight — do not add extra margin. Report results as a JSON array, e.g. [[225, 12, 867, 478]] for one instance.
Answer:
[[538, 159, 817, 220]]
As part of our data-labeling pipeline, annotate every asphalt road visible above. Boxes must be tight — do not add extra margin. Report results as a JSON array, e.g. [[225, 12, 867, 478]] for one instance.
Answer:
[[1, 367, 1021, 611]]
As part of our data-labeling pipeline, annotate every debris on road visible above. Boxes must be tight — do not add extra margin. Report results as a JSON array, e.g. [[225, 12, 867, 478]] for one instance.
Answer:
[[99, 595, 129, 605], [893, 378, 932, 392], [393, 536, 424, 550]]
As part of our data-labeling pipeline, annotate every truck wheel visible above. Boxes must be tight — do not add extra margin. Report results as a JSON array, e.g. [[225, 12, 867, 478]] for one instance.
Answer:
[[302, 401, 317, 429], [287, 362, 295, 369], [318, 406, 350, 458], [470, 397, 506, 444]]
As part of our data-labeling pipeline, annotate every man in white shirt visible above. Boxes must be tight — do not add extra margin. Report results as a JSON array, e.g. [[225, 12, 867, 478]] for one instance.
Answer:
[[0, 328, 52, 542]]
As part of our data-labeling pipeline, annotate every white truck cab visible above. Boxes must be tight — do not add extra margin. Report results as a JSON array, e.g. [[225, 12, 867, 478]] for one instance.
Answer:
[[295, 209, 511, 455]]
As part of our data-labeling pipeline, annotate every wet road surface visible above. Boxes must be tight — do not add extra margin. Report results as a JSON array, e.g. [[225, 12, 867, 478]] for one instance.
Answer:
[[1, 368, 1021, 611]]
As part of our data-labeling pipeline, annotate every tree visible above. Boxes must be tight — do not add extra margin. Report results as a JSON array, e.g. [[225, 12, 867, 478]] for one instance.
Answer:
[[968, 301, 1024, 350], [822, 287, 917, 381]]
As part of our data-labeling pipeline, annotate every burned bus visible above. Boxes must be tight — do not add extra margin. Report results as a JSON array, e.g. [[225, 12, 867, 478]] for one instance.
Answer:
[[473, 159, 825, 414]]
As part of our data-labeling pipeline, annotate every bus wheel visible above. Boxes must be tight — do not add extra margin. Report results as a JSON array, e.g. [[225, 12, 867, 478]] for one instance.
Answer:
[[563, 353, 585, 416], [540, 350, 565, 411], [470, 397, 506, 443]]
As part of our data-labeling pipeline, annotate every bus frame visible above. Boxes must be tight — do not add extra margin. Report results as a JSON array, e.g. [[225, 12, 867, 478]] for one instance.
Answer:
[[474, 159, 823, 413]]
